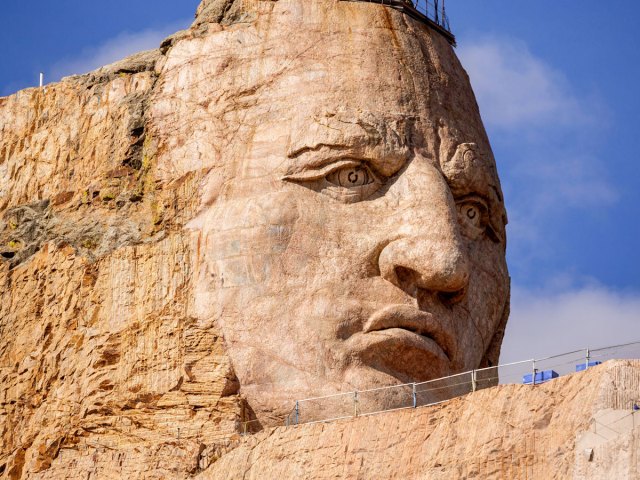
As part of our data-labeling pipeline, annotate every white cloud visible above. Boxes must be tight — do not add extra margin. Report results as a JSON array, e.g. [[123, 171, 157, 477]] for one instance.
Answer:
[[458, 37, 586, 130], [501, 282, 640, 364], [49, 20, 190, 81], [458, 36, 617, 269]]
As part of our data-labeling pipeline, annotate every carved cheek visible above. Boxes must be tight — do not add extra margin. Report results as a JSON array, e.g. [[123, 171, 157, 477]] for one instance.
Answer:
[[459, 239, 509, 359], [203, 192, 300, 289]]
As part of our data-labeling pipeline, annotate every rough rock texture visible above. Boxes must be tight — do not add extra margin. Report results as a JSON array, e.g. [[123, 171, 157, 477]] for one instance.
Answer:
[[192, 0, 255, 27], [0, 236, 249, 479], [200, 361, 640, 479], [0, 1, 637, 479], [1, 0, 516, 477], [0, 11, 248, 480]]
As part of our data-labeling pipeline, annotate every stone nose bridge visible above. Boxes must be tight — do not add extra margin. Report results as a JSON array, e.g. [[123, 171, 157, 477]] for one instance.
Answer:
[[339, 0, 456, 46], [374, 157, 470, 298]]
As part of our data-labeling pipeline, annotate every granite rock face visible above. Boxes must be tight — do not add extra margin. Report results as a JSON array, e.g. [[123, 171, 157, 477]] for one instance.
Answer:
[[0, 15, 244, 480], [0, 0, 515, 478]]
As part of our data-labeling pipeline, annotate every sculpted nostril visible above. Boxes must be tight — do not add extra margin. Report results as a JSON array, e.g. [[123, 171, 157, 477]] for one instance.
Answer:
[[395, 266, 416, 286], [394, 266, 420, 294], [379, 236, 470, 298], [391, 266, 468, 305], [437, 287, 467, 306]]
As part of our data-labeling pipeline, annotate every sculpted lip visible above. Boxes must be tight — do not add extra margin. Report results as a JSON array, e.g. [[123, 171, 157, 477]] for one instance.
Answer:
[[363, 304, 454, 361]]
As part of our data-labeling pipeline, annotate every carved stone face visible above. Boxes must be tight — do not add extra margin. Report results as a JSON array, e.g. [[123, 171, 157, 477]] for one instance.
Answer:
[[177, 2, 509, 418]]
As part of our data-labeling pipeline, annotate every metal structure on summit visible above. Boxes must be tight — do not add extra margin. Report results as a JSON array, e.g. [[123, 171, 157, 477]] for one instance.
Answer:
[[343, 0, 456, 46]]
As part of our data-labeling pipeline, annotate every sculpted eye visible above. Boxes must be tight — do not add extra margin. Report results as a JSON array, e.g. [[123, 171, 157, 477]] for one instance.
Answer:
[[461, 204, 482, 228], [326, 165, 374, 188], [456, 198, 489, 240], [283, 160, 383, 203]]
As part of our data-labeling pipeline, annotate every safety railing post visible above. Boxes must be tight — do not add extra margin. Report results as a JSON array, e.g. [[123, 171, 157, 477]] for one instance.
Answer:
[[412, 383, 417, 408], [354, 391, 359, 417], [295, 401, 299, 425], [471, 370, 477, 392], [585, 348, 590, 371], [532, 359, 537, 386]]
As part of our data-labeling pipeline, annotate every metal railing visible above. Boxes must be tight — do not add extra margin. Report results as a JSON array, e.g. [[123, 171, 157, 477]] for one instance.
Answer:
[[412, 0, 451, 32], [285, 340, 640, 426], [343, 0, 455, 44]]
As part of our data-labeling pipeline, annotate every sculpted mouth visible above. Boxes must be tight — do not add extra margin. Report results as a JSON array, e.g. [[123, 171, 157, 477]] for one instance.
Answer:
[[363, 304, 454, 361]]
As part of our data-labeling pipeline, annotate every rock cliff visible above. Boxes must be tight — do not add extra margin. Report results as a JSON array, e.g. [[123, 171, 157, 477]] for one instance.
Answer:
[[1, 1, 630, 479], [0, 6, 247, 479]]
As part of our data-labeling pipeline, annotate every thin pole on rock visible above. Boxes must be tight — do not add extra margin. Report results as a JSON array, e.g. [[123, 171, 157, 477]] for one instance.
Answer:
[[532, 359, 537, 386], [354, 391, 359, 417], [585, 348, 590, 371], [412, 383, 417, 408]]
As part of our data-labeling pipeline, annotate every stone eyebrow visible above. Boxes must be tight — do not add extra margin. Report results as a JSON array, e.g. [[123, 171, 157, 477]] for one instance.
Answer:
[[287, 143, 351, 160], [284, 113, 414, 177], [285, 111, 410, 159], [283, 145, 375, 179]]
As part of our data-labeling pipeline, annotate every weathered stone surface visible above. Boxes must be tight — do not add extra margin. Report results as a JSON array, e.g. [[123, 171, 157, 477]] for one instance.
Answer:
[[154, 0, 509, 421], [0, 5, 247, 477], [193, 0, 250, 27], [0, 0, 524, 478], [199, 361, 640, 479], [0, 236, 250, 478]]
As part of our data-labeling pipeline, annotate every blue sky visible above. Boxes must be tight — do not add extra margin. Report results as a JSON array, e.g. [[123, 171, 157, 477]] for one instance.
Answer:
[[1, 1, 638, 361]]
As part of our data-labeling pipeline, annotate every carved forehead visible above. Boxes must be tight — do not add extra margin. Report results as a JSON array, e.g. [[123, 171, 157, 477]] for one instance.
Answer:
[[186, 3, 446, 113], [156, 0, 496, 190], [285, 110, 416, 176], [287, 110, 417, 153], [214, 6, 487, 157]]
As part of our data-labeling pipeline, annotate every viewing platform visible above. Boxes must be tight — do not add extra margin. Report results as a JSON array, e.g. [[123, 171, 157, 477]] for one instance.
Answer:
[[344, 0, 456, 45]]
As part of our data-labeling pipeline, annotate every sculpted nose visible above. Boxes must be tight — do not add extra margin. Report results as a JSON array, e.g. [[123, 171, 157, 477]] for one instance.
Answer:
[[378, 233, 469, 301]]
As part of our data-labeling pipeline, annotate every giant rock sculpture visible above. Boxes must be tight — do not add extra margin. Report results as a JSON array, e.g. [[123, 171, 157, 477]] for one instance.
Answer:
[[0, 0, 508, 477]]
